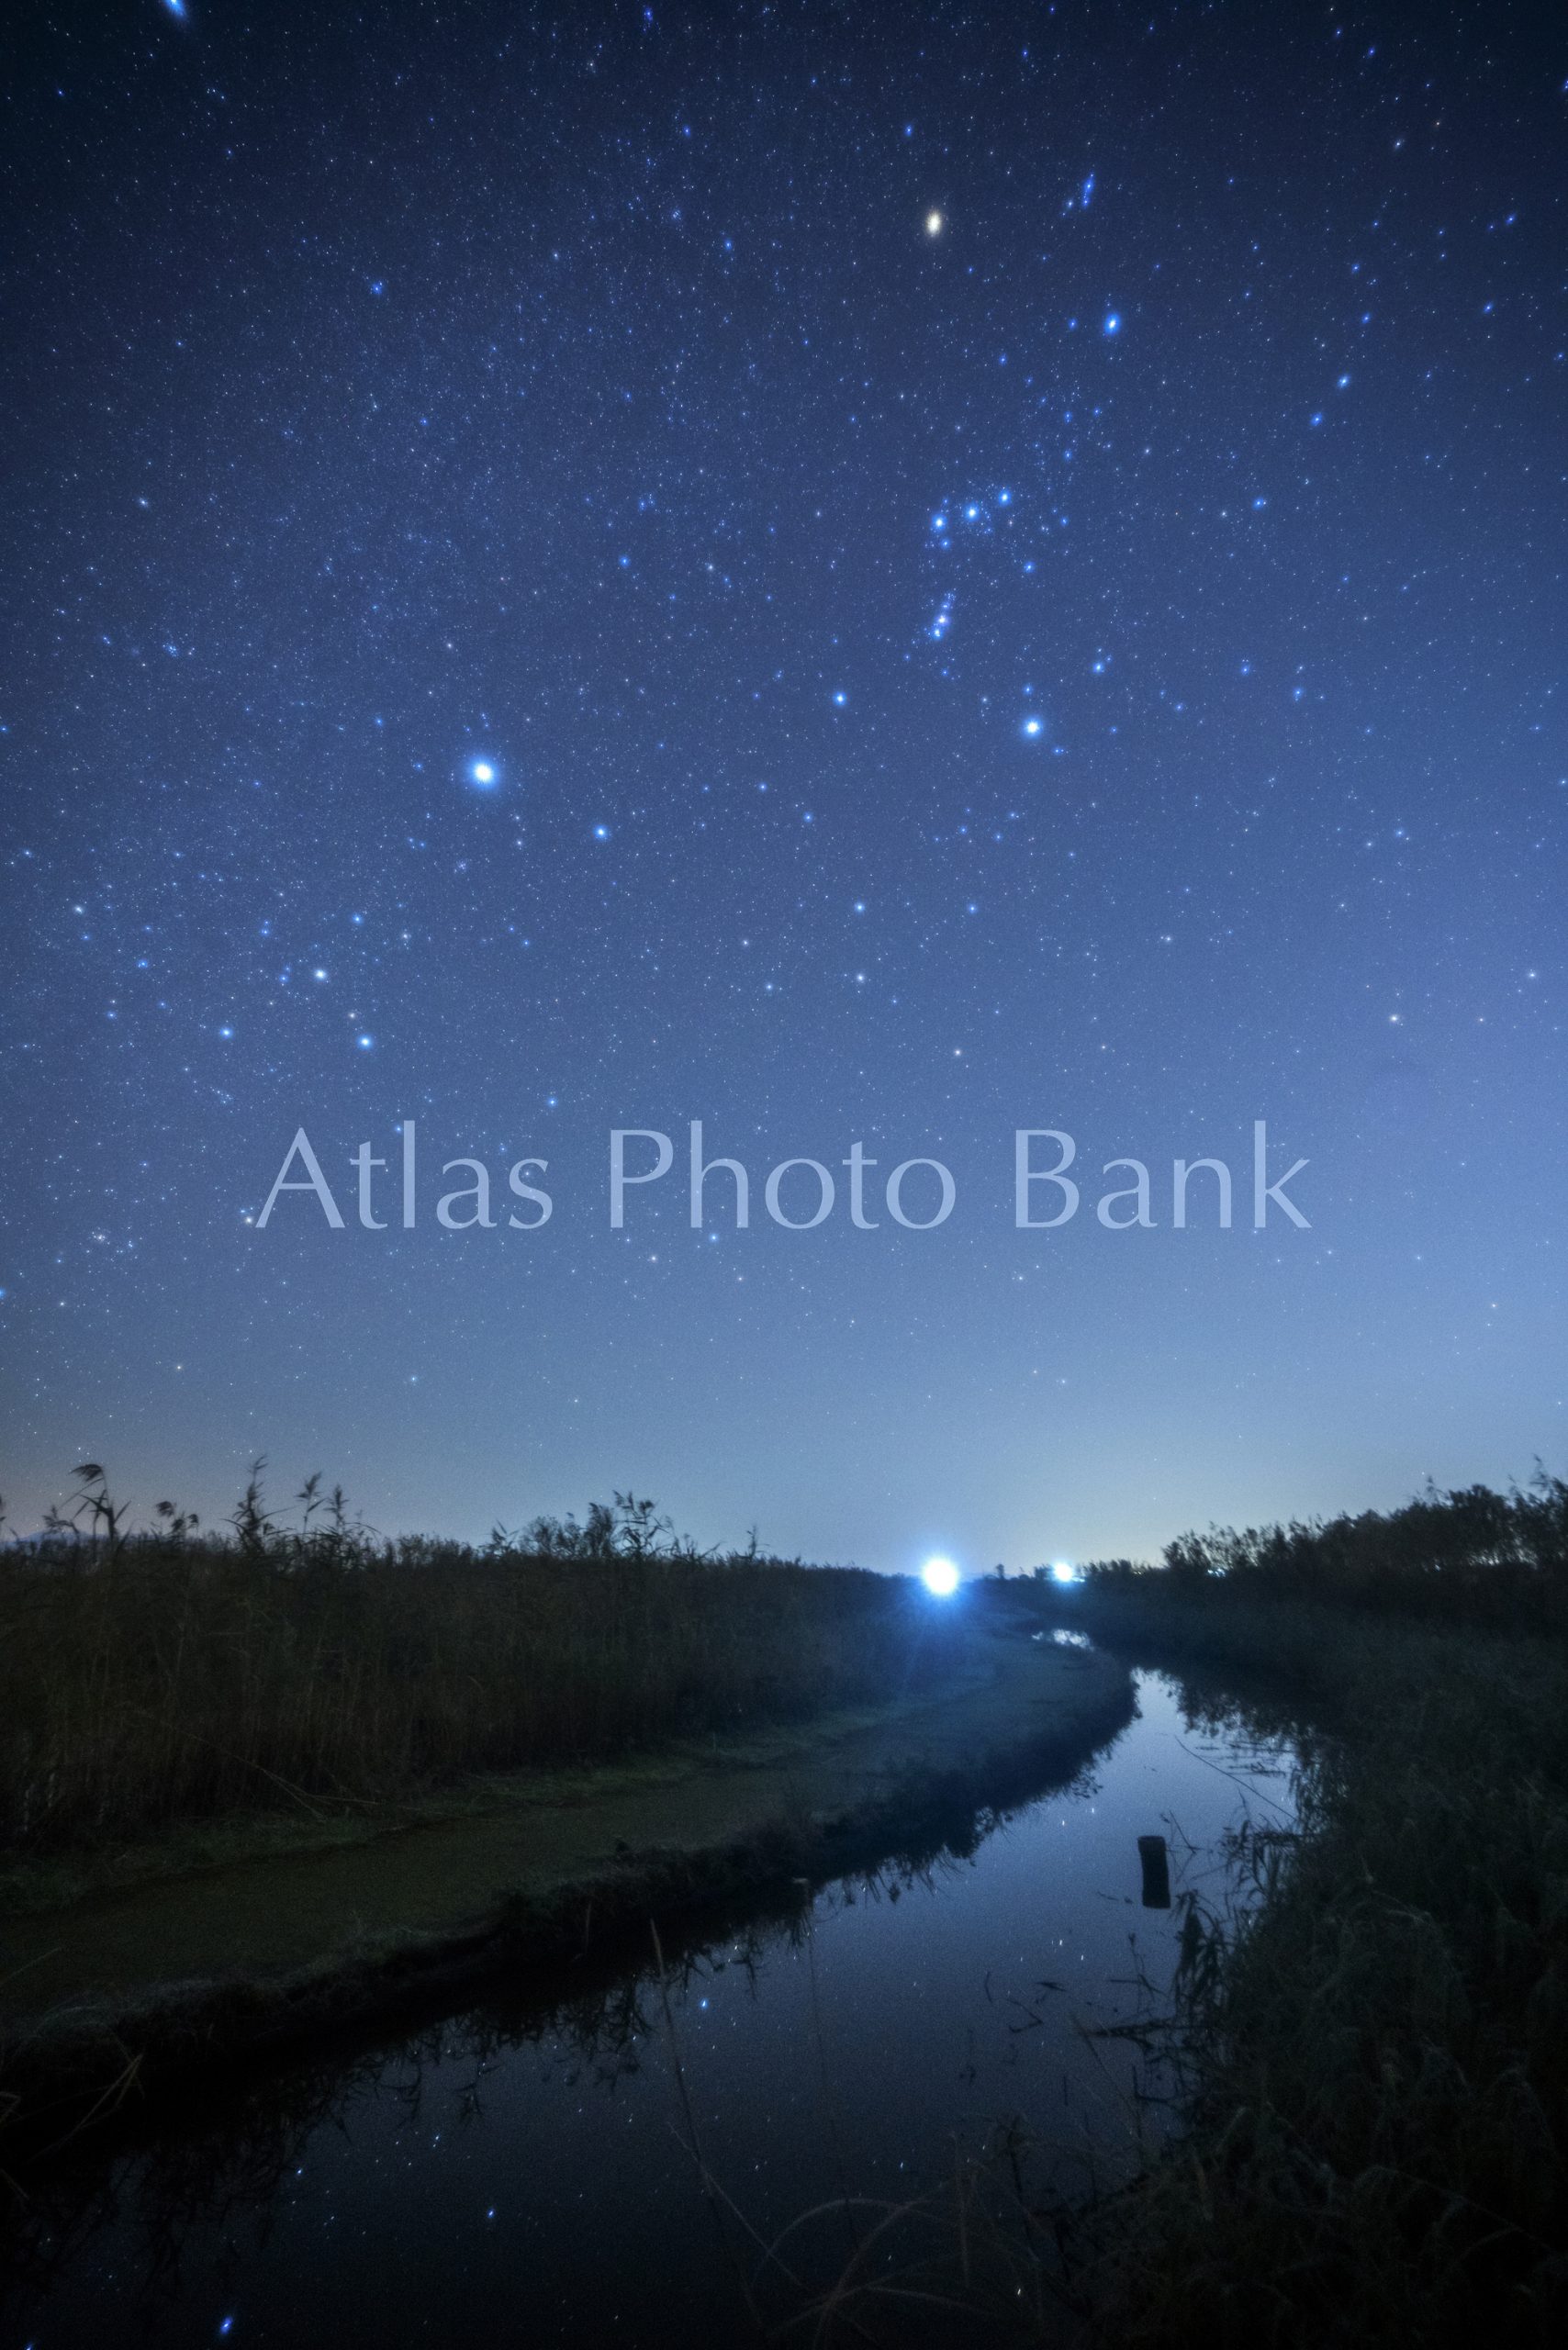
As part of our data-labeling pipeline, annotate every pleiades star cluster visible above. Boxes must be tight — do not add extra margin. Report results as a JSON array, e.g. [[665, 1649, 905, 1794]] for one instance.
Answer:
[[2, 2, 1562, 1565]]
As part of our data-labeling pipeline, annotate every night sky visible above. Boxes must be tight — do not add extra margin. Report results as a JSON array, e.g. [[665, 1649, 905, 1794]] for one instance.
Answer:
[[3, 2, 1563, 1571]]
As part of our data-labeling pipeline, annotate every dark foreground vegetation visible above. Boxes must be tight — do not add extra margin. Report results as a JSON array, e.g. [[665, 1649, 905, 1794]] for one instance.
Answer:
[[1046, 1476, 1568, 2346], [0, 1465, 965, 1855], [9, 1463, 1568, 2344], [1092, 1464, 1568, 1628]]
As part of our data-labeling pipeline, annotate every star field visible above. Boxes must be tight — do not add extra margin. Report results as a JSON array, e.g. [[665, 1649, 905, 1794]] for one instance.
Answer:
[[1, 1, 1563, 1566]]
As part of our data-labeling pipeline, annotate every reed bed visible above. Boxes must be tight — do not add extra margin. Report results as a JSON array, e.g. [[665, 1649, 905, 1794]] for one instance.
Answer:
[[0, 1476, 962, 1855], [1088, 1469, 1568, 1631]]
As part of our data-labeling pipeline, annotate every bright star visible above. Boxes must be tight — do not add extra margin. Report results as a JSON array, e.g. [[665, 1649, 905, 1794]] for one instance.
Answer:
[[593, 823, 610, 839], [1103, 311, 1121, 336], [1050, 1560, 1079, 1584], [1022, 716, 1044, 738], [922, 1557, 960, 1597], [470, 760, 496, 787], [925, 210, 943, 236]]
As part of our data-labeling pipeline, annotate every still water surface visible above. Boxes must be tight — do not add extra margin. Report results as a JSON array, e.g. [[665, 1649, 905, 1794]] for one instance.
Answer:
[[4, 1666, 1297, 2348]]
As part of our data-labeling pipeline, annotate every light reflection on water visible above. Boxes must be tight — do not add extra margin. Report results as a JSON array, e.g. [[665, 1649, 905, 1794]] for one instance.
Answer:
[[3, 1671, 1297, 2348]]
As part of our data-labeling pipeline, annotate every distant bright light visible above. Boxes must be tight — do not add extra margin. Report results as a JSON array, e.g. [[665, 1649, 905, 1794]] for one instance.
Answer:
[[1050, 1561, 1079, 1584], [470, 760, 497, 787], [925, 210, 944, 237], [1103, 311, 1121, 336], [922, 1557, 960, 1597]]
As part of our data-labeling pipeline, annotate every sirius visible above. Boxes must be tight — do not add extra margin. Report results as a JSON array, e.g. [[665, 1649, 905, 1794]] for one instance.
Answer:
[[469, 760, 497, 788]]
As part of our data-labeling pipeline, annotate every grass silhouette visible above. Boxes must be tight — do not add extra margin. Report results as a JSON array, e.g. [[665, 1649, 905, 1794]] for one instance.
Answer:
[[0, 1464, 964, 1855]]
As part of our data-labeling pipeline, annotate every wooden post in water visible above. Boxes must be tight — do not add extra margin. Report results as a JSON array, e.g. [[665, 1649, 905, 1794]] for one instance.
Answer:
[[1137, 1833, 1171, 1908]]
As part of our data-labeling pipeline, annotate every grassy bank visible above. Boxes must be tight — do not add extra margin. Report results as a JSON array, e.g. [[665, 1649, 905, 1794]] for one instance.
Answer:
[[0, 1465, 1138, 2164], [1031, 1494, 1568, 2348], [0, 1635, 1133, 2165], [0, 1472, 967, 1855]]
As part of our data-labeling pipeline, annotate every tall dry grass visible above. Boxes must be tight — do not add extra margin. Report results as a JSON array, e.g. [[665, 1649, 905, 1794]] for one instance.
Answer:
[[0, 1472, 963, 1854], [1094, 1471, 1568, 1630]]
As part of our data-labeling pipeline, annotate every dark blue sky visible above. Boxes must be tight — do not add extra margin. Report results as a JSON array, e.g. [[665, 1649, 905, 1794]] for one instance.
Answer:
[[3, 1, 1563, 1568]]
